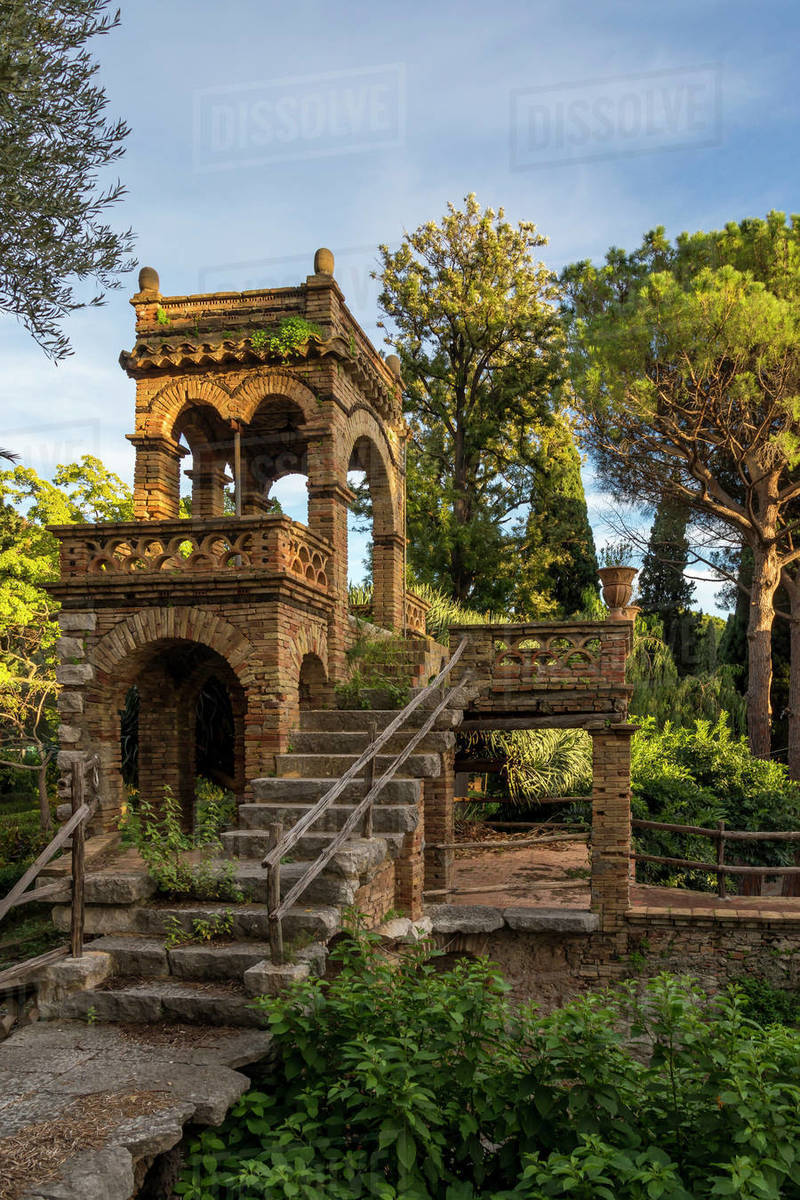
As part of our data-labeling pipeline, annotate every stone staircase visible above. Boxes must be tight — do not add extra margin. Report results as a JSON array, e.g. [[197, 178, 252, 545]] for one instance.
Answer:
[[40, 703, 459, 1028]]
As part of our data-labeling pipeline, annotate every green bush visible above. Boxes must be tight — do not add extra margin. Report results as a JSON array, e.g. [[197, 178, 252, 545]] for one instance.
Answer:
[[177, 932, 800, 1199], [733, 976, 800, 1028], [335, 633, 411, 710], [120, 787, 245, 903], [631, 716, 800, 889]]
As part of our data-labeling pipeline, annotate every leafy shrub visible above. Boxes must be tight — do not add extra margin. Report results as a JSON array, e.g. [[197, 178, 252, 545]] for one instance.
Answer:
[[335, 633, 411, 710], [733, 976, 800, 1028], [631, 715, 800, 889], [120, 787, 245, 902], [176, 929, 800, 1200]]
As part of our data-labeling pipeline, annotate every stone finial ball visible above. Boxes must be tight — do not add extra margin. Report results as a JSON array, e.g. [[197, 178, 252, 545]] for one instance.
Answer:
[[314, 247, 335, 275], [386, 354, 402, 377], [138, 266, 160, 293]]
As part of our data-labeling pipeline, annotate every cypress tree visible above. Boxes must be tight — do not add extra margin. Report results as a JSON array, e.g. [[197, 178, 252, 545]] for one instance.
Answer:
[[638, 500, 695, 652]]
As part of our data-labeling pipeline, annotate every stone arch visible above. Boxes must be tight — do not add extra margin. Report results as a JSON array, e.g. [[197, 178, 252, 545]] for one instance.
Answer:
[[230, 371, 320, 427], [286, 625, 331, 719], [339, 409, 402, 537], [88, 609, 255, 827], [286, 624, 328, 679], [91, 607, 256, 691], [142, 378, 234, 439]]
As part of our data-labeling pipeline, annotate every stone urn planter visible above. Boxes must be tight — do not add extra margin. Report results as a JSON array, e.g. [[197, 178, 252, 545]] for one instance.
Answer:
[[598, 566, 637, 619]]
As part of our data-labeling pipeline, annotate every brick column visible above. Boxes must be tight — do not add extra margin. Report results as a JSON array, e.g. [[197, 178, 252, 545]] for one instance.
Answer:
[[423, 747, 455, 899], [128, 434, 185, 520], [185, 462, 229, 519], [373, 531, 405, 632], [307, 480, 353, 685], [590, 727, 633, 932], [394, 797, 425, 919]]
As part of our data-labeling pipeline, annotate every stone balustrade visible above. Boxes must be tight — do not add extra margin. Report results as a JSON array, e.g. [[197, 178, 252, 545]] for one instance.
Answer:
[[48, 515, 332, 594], [448, 621, 633, 719]]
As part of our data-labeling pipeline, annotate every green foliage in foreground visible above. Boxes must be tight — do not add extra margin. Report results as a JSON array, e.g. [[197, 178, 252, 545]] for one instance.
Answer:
[[177, 931, 800, 1199], [632, 716, 800, 888]]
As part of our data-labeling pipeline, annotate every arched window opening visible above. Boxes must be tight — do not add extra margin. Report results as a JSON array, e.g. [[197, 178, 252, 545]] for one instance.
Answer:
[[268, 473, 309, 525], [240, 397, 308, 516], [347, 459, 372, 592], [172, 405, 234, 519], [299, 653, 328, 711]]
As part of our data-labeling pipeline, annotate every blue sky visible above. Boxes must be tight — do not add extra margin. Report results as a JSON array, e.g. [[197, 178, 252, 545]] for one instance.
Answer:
[[3, 0, 799, 611]]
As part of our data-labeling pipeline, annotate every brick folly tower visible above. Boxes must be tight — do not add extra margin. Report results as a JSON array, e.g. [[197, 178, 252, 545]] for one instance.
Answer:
[[48, 250, 414, 829]]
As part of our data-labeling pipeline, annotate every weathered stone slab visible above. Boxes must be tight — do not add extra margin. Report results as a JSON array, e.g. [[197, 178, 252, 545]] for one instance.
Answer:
[[502, 907, 600, 934], [2, 1023, 272, 1200], [38, 953, 112, 1016], [56, 637, 85, 660], [427, 905, 505, 934], [85, 871, 156, 905], [56, 664, 94, 686], [88, 936, 169, 977], [25, 1145, 134, 1200], [243, 960, 310, 997], [57, 611, 97, 633]]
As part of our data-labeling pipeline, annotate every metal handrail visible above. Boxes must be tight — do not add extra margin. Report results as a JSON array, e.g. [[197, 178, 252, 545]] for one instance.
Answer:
[[262, 639, 470, 961], [261, 638, 468, 872]]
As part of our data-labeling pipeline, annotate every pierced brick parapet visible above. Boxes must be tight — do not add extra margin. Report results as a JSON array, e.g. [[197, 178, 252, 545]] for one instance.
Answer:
[[48, 514, 333, 593], [449, 621, 632, 721]]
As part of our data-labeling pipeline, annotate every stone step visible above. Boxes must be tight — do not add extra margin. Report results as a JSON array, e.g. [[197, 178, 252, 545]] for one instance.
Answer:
[[86, 935, 278, 981], [288, 729, 454, 755], [299, 709, 461, 733], [251, 776, 421, 805], [239, 801, 419, 834], [223, 828, 404, 861], [276, 752, 441, 780], [55, 900, 342, 942], [135, 902, 343, 944], [57, 980, 268, 1027]]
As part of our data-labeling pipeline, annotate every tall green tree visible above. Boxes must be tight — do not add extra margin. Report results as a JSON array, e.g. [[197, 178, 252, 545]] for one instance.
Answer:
[[0, 0, 134, 359], [0, 456, 132, 825], [515, 412, 598, 615], [563, 212, 800, 761], [638, 499, 695, 655], [377, 195, 594, 612]]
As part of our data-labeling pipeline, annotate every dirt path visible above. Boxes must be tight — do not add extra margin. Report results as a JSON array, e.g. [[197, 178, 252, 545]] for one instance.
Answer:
[[452, 840, 591, 908]]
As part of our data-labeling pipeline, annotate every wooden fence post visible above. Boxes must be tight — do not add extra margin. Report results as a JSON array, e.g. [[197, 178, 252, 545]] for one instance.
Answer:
[[70, 761, 86, 958], [716, 820, 726, 899], [267, 822, 284, 965]]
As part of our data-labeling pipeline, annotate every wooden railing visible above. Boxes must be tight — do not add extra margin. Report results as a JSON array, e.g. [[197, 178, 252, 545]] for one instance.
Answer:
[[262, 639, 469, 963], [0, 757, 99, 988], [632, 817, 800, 899]]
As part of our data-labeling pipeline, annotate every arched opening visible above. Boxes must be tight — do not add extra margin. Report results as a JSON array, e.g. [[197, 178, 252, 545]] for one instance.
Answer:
[[240, 397, 308, 516], [268, 472, 309, 525], [116, 639, 245, 829], [299, 652, 328, 711], [172, 404, 234, 519], [347, 435, 403, 630]]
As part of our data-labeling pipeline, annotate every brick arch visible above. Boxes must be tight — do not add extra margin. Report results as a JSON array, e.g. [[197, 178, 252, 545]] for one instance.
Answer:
[[91, 607, 256, 693], [287, 624, 328, 678], [230, 371, 320, 426], [142, 378, 234, 439], [340, 410, 402, 537]]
